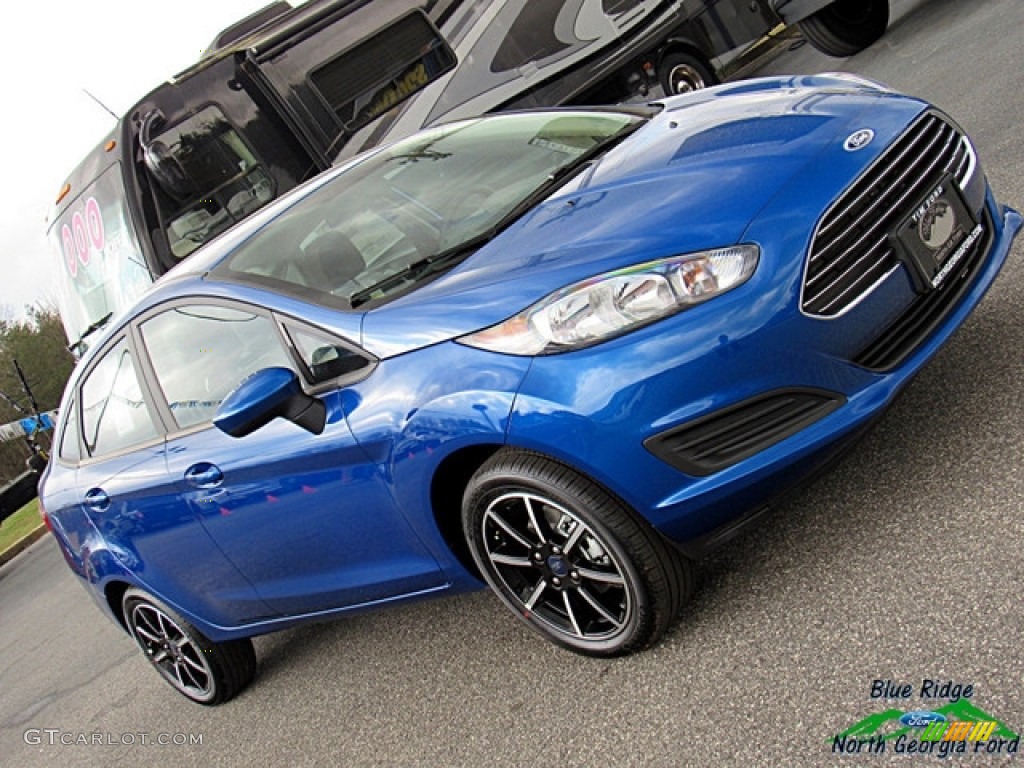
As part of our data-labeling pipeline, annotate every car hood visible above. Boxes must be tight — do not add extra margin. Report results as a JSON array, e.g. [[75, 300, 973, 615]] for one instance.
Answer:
[[363, 76, 927, 358]]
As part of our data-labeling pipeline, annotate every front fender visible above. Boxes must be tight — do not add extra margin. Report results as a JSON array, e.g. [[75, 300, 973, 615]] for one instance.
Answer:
[[342, 341, 531, 566]]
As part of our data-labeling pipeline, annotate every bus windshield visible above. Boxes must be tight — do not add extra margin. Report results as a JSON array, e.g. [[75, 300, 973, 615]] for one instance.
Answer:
[[141, 105, 275, 261], [48, 163, 154, 353]]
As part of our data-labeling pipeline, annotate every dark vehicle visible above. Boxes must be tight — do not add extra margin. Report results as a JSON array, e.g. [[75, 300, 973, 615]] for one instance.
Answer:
[[49, 0, 889, 354], [0, 472, 39, 525], [776, 0, 891, 57], [40, 76, 1019, 704]]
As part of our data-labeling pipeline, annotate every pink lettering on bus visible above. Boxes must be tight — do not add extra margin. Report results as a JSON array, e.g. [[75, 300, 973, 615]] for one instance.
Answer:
[[62, 225, 77, 277], [63, 197, 105, 276], [86, 197, 105, 251]]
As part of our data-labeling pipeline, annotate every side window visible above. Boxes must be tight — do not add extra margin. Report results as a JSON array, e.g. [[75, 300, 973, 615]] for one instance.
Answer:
[[81, 338, 159, 457], [140, 304, 294, 430], [308, 11, 456, 132], [58, 399, 81, 463], [286, 325, 372, 385]]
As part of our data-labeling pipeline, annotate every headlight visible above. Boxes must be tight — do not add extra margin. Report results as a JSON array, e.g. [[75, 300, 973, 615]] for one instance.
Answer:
[[460, 244, 759, 355]]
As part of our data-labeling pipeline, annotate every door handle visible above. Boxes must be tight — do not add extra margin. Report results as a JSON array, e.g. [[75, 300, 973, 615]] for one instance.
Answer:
[[83, 487, 110, 513], [184, 462, 224, 489]]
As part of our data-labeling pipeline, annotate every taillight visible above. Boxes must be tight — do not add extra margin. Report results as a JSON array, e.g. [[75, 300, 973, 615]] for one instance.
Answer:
[[39, 502, 53, 533]]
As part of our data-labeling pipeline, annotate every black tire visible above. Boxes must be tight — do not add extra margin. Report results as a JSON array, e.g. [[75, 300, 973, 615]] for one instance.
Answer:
[[659, 51, 716, 96], [123, 588, 256, 705], [798, 0, 889, 58], [462, 449, 692, 656]]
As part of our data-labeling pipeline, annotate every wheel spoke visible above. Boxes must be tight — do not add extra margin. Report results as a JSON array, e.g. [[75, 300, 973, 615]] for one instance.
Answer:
[[151, 649, 171, 664], [181, 652, 207, 675], [524, 578, 548, 610], [523, 496, 548, 544], [576, 566, 625, 586], [489, 553, 533, 569], [173, 662, 187, 690], [136, 609, 162, 639], [577, 586, 623, 628], [485, 509, 533, 549], [562, 592, 583, 637], [156, 611, 172, 640], [562, 522, 585, 555], [134, 624, 161, 644], [180, 659, 206, 690]]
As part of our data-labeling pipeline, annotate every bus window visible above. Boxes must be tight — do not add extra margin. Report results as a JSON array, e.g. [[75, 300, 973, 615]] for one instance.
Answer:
[[308, 11, 457, 133], [142, 105, 275, 260]]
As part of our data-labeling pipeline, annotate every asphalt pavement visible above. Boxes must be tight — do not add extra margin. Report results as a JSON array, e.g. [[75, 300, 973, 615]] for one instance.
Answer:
[[2, 0, 1022, 765]]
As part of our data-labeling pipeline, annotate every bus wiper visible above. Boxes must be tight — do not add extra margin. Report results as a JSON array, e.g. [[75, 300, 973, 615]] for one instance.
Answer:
[[349, 236, 488, 308], [68, 312, 113, 357]]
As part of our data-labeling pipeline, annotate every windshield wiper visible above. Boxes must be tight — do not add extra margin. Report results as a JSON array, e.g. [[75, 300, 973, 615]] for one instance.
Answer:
[[348, 118, 647, 309], [487, 118, 647, 235], [68, 312, 113, 357], [348, 236, 488, 308]]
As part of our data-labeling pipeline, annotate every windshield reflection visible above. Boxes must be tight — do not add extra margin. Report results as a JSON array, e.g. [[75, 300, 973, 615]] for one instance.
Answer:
[[218, 111, 643, 308]]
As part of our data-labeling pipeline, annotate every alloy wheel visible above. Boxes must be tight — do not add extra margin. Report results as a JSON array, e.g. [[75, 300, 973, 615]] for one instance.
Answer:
[[128, 601, 217, 702], [480, 491, 634, 645]]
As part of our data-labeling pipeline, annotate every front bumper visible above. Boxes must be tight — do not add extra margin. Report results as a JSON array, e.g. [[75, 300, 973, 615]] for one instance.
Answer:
[[506, 198, 1020, 557]]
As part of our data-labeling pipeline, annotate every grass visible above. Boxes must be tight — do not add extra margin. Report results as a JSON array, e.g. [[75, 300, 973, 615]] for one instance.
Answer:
[[0, 498, 43, 554]]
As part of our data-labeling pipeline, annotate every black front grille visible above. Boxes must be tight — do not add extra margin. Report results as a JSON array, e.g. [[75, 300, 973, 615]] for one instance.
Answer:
[[854, 209, 993, 371], [645, 390, 846, 477], [803, 113, 975, 317]]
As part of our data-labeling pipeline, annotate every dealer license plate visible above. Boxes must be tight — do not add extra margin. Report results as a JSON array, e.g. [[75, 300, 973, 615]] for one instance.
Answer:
[[894, 175, 982, 293]]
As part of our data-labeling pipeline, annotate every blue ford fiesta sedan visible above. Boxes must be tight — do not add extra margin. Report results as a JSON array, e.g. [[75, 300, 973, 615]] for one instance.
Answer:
[[40, 75, 1020, 704]]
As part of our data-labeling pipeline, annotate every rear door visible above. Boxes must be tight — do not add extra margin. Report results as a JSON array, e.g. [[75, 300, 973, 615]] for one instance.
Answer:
[[70, 334, 269, 625]]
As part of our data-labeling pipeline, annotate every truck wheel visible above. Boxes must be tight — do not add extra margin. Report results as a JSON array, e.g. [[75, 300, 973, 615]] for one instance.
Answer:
[[659, 52, 715, 96], [798, 0, 889, 58]]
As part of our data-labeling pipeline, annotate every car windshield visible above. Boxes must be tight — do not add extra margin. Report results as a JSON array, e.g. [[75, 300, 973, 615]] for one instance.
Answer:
[[213, 111, 644, 307]]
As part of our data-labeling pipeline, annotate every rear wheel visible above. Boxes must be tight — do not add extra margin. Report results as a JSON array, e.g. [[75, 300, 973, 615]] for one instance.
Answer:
[[659, 52, 716, 96], [798, 0, 889, 58], [462, 449, 692, 656], [123, 588, 256, 705]]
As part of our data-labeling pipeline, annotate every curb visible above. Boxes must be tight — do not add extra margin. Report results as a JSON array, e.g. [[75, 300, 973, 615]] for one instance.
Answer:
[[0, 524, 48, 569]]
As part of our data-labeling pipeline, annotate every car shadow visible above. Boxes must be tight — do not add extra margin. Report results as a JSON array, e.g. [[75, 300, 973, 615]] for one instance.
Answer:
[[666, 277, 1023, 643]]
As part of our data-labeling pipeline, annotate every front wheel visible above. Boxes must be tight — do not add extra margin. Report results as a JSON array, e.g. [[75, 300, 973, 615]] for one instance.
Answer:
[[659, 52, 716, 96], [123, 588, 256, 705], [462, 450, 692, 656], [798, 0, 889, 58]]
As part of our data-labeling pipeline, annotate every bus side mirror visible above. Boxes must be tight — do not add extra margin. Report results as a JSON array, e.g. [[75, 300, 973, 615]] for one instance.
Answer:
[[139, 109, 196, 201], [214, 367, 325, 438]]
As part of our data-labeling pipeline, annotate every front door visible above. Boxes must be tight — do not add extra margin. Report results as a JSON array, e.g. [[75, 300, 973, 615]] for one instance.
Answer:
[[138, 300, 445, 617]]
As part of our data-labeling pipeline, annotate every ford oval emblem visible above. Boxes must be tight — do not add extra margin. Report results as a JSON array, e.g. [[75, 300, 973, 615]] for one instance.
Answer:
[[899, 711, 948, 728], [844, 129, 875, 151]]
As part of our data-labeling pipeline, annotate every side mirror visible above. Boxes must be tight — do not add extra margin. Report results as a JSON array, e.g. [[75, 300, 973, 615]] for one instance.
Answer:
[[214, 367, 325, 438]]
